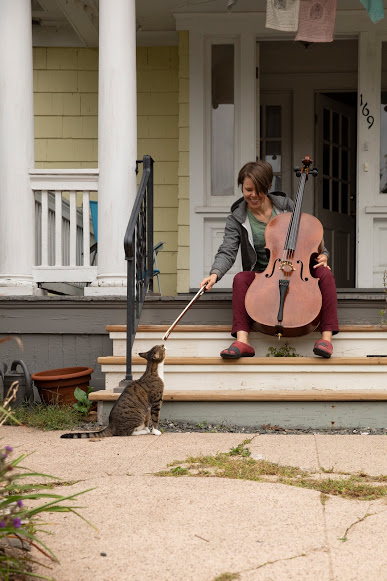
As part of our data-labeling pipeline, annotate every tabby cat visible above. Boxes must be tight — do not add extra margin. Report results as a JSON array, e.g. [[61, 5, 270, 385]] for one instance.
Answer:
[[61, 344, 165, 439]]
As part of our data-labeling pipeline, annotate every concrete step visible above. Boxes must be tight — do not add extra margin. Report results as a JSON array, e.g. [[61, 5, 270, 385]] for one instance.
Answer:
[[107, 324, 387, 359]]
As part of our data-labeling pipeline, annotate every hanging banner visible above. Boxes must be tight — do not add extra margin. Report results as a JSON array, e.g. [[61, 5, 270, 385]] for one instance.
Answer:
[[295, 0, 337, 43], [266, 0, 301, 32], [360, 0, 384, 23]]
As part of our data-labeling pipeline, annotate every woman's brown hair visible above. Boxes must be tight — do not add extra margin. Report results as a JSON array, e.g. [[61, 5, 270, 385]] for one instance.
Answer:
[[237, 161, 273, 195]]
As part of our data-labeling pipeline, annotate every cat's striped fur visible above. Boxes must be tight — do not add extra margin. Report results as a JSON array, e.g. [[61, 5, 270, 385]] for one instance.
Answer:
[[61, 344, 165, 439]]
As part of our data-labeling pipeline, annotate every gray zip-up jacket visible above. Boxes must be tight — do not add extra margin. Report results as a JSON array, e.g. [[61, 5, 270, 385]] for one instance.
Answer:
[[210, 192, 328, 282]]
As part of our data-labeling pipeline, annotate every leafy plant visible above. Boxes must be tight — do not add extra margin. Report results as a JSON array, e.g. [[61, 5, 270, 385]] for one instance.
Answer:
[[72, 386, 93, 417], [0, 442, 95, 580], [266, 343, 300, 357]]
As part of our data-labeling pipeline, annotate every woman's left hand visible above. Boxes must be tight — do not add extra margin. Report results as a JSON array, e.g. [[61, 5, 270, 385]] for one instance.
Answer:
[[313, 254, 331, 270]]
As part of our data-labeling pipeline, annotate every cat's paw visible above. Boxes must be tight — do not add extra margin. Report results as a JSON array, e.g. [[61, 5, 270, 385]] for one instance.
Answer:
[[152, 428, 162, 436]]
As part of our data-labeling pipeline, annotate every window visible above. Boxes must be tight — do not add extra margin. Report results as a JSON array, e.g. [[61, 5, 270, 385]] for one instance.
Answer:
[[211, 44, 235, 196]]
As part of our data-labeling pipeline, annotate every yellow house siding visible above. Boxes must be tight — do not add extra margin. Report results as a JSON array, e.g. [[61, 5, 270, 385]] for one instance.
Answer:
[[177, 31, 190, 293], [137, 46, 179, 296], [33, 47, 98, 169]]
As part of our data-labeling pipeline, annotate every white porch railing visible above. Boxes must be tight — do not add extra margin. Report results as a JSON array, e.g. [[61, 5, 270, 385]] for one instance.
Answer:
[[30, 170, 98, 284]]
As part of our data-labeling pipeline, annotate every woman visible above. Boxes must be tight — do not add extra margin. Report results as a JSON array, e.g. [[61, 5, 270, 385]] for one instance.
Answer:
[[200, 160, 339, 359]]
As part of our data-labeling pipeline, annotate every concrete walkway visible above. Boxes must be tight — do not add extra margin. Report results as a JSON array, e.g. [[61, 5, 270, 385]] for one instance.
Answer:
[[2, 426, 387, 581]]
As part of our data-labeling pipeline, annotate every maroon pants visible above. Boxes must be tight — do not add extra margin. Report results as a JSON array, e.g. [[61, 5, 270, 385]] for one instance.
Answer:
[[231, 267, 339, 337]]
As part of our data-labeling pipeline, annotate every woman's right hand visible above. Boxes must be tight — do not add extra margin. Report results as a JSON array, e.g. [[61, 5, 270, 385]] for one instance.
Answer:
[[200, 273, 217, 291]]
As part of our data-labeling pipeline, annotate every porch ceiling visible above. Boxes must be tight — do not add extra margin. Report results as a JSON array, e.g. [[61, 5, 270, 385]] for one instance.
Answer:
[[31, 0, 377, 48]]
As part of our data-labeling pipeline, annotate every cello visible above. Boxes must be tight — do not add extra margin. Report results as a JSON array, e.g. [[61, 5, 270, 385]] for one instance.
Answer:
[[245, 155, 322, 338]]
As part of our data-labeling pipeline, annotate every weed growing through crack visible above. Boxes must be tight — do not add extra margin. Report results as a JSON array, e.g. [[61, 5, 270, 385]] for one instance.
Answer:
[[213, 573, 240, 581], [156, 440, 387, 501]]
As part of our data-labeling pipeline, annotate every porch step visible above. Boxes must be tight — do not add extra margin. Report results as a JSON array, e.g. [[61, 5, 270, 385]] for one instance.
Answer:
[[106, 324, 387, 358], [90, 387, 387, 403], [97, 355, 387, 395]]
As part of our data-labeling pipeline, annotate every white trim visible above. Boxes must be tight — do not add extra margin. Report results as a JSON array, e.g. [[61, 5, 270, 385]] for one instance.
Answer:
[[357, 31, 382, 287], [365, 207, 387, 213], [30, 169, 99, 192], [33, 266, 98, 283]]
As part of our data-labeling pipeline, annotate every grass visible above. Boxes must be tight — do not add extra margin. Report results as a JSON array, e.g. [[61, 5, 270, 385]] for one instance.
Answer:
[[213, 574, 240, 581], [156, 441, 387, 501], [4, 403, 82, 431]]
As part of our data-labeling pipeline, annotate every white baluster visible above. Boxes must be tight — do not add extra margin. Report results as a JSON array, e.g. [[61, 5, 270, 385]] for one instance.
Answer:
[[55, 190, 62, 266], [83, 190, 91, 266], [41, 190, 48, 266], [69, 191, 77, 266]]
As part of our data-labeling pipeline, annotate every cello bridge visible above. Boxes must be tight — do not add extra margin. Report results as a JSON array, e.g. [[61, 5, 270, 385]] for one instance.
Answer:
[[279, 260, 296, 273]]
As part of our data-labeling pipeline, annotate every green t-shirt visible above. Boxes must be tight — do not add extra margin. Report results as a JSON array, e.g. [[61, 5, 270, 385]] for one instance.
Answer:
[[247, 207, 276, 271]]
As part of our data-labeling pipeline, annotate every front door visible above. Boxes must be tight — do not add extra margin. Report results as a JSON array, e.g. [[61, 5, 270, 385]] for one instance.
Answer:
[[316, 93, 356, 288]]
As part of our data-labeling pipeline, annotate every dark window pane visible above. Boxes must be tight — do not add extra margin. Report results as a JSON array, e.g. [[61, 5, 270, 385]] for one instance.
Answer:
[[341, 116, 349, 147], [323, 178, 330, 210], [341, 182, 348, 214], [323, 108, 330, 141], [332, 112, 339, 143], [266, 106, 281, 137], [332, 180, 339, 212], [342, 149, 349, 181], [323, 143, 330, 175], [212, 44, 234, 106], [332, 146, 339, 178]]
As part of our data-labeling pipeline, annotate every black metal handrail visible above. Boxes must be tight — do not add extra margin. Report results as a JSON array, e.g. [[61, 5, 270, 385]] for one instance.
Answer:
[[123, 155, 154, 382]]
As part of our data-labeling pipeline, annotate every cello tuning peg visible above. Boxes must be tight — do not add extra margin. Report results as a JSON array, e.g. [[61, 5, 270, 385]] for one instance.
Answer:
[[293, 166, 300, 174], [311, 168, 318, 177]]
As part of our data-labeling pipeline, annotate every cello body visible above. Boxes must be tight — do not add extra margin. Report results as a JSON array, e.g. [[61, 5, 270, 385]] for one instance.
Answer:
[[245, 156, 323, 338]]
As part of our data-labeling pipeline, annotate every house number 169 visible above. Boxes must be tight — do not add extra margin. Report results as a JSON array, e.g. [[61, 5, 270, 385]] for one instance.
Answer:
[[360, 94, 374, 129]]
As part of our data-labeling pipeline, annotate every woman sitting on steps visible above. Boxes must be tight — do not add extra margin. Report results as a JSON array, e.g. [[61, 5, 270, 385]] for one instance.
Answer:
[[200, 160, 339, 359]]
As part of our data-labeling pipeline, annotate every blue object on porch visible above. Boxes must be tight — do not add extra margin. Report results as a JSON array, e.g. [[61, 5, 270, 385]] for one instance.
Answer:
[[89, 201, 98, 265], [88, 201, 164, 292], [90, 201, 98, 242]]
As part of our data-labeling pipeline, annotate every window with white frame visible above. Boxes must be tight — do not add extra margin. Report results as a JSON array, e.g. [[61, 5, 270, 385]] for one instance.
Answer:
[[211, 44, 235, 196]]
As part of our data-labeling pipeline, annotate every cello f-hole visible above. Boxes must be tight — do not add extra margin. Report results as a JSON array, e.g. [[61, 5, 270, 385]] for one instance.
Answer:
[[265, 258, 281, 278], [297, 260, 308, 281]]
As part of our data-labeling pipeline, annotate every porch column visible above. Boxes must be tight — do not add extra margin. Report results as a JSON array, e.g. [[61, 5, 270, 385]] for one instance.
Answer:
[[0, 0, 36, 295], [85, 0, 137, 295]]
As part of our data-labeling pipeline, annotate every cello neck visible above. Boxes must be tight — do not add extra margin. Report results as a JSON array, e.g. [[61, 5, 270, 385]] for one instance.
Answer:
[[284, 156, 313, 252]]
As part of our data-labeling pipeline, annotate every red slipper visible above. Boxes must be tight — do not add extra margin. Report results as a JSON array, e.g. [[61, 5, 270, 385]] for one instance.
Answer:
[[220, 341, 255, 359], [313, 339, 333, 359]]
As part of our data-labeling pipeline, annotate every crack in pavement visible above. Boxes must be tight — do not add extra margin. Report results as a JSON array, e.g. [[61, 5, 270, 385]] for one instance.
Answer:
[[236, 545, 329, 576], [339, 504, 387, 542], [314, 433, 335, 581]]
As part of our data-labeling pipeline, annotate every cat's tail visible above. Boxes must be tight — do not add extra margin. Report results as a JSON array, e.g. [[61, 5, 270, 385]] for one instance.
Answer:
[[60, 426, 113, 439]]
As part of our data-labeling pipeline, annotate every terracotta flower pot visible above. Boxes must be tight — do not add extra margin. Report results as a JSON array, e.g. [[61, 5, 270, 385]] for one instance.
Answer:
[[31, 366, 94, 406]]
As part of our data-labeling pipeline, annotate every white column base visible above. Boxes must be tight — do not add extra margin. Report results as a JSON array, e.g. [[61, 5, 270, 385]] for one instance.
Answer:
[[0, 275, 40, 296], [84, 275, 127, 296]]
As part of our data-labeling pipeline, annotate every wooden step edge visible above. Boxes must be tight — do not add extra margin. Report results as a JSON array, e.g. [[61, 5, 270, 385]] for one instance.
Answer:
[[106, 324, 387, 333], [98, 356, 387, 366], [89, 389, 387, 402]]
